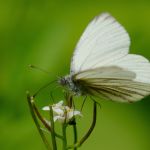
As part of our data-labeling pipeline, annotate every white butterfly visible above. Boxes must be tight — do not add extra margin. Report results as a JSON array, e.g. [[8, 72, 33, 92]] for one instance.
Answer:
[[58, 13, 150, 103]]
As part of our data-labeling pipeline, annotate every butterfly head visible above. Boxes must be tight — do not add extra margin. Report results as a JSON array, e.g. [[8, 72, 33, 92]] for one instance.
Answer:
[[58, 76, 70, 87]]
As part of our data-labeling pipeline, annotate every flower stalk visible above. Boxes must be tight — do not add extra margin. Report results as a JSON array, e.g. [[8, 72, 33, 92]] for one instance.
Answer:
[[26, 91, 52, 150], [49, 105, 57, 150], [62, 123, 67, 150], [65, 94, 78, 150], [27, 90, 98, 150], [73, 120, 77, 150], [67, 101, 97, 149]]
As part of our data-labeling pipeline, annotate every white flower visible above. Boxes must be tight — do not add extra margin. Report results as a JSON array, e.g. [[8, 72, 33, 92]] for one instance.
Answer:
[[42, 100, 82, 123]]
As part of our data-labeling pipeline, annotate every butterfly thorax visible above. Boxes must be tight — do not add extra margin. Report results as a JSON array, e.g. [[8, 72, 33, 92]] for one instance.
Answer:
[[58, 75, 83, 95]]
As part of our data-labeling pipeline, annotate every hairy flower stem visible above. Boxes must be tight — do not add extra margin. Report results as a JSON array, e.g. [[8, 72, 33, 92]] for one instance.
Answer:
[[49, 105, 57, 150], [26, 92, 52, 150]]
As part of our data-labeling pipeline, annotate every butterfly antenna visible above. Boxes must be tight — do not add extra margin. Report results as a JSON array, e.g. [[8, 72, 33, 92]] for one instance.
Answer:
[[33, 80, 57, 98], [28, 64, 54, 76], [50, 91, 55, 103]]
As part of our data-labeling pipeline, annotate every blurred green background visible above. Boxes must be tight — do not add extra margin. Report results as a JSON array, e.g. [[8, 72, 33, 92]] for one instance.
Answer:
[[1, 0, 150, 150]]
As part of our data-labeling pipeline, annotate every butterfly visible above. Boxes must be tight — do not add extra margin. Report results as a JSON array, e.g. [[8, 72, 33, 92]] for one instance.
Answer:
[[58, 13, 150, 103]]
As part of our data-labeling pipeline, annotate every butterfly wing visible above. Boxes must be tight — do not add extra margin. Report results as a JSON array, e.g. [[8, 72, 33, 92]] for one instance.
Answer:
[[73, 67, 150, 102], [70, 13, 130, 73], [70, 12, 150, 102]]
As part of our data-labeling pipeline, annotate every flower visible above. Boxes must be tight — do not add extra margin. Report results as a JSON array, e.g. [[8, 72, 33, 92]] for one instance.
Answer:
[[42, 100, 82, 123]]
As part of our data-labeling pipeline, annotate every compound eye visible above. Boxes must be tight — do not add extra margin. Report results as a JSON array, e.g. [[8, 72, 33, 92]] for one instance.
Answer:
[[63, 79, 66, 84], [60, 78, 67, 85]]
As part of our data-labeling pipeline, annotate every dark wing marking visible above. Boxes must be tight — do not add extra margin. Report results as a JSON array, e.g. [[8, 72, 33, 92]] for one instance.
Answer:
[[73, 67, 150, 103]]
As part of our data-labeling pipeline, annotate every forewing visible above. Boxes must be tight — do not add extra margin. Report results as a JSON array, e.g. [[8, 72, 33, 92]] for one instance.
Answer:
[[73, 67, 150, 102], [71, 13, 130, 73]]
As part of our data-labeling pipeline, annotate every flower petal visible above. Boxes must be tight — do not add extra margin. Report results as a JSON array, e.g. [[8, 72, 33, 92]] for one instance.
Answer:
[[54, 100, 63, 107], [67, 110, 82, 120], [53, 107, 64, 115], [54, 115, 65, 123], [73, 110, 82, 116], [42, 106, 50, 111]]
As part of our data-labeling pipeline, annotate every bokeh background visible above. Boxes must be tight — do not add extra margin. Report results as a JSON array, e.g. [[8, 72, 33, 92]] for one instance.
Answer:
[[1, 0, 150, 150]]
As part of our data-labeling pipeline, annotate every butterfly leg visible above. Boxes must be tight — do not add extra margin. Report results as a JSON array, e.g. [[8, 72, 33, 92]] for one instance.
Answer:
[[90, 96, 101, 109], [80, 96, 87, 111]]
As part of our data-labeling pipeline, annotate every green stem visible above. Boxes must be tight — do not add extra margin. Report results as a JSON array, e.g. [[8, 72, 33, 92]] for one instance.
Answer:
[[26, 92, 52, 150], [65, 93, 78, 150], [66, 93, 78, 149], [49, 105, 57, 150], [62, 124, 67, 150], [73, 120, 77, 150], [67, 101, 97, 149]]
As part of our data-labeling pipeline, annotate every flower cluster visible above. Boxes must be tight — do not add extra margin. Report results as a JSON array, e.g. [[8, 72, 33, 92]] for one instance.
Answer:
[[27, 91, 97, 150], [42, 100, 82, 123]]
